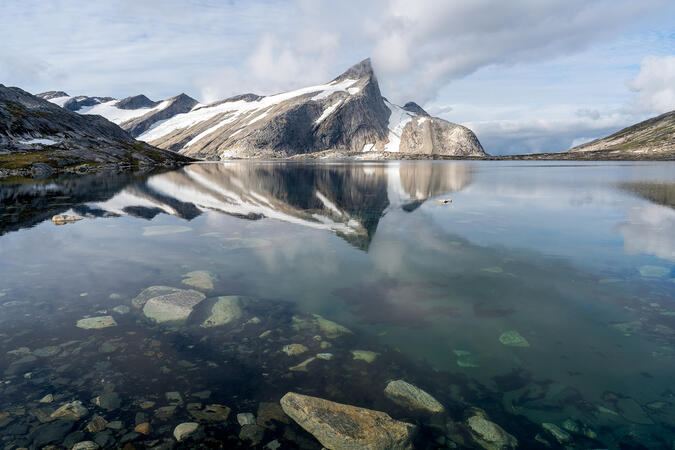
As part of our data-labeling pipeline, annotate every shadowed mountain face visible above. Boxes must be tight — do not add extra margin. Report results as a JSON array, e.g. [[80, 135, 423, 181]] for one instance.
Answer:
[[0, 162, 472, 249]]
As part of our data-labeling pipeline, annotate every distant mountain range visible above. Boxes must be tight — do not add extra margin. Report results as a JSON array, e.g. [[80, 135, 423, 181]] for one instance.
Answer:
[[38, 59, 487, 160], [0, 84, 191, 177]]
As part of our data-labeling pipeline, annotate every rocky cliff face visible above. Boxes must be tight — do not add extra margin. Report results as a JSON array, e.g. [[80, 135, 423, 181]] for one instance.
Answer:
[[137, 59, 485, 159], [568, 110, 675, 158], [0, 84, 191, 177]]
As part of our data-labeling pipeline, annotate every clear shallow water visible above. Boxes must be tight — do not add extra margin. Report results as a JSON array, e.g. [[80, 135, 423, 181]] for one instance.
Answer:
[[0, 161, 674, 448]]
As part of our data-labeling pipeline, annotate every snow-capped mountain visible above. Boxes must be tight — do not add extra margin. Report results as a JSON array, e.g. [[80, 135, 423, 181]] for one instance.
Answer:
[[36, 91, 198, 139], [41, 59, 485, 159]]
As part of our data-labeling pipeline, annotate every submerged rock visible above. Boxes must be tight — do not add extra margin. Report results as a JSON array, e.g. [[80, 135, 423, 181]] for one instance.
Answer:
[[314, 314, 352, 338], [240, 424, 265, 445], [76, 316, 117, 330], [135, 422, 152, 435], [351, 350, 378, 363], [542, 422, 571, 444], [30, 420, 77, 447], [200, 296, 242, 327], [282, 343, 308, 356], [155, 405, 177, 420], [33, 345, 61, 357], [466, 413, 518, 449], [132, 285, 182, 308], [498, 330, 530, 347], [237, 412, 256, 426], [257, 402, 291, 429], [72, 441, 99, 450], [94, 392, 121, 411], [280, 392, 416, 450], [111, 305, 130, 315], [50, 400, 88, 420], [182, 270, 215, 291], [290, 356, 316, 372], [142, 288, 206, 323], [384, 380, 444, 414], [86, 415, 107, 433], [189, 404, 231, 422], [616, 398, 653, 424], [291, 314, 352, 339], [174, 422, 199, 441]]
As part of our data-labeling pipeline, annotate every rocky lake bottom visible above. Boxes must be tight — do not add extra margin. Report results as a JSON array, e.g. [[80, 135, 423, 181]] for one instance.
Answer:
[[0, 160, 674, 449]]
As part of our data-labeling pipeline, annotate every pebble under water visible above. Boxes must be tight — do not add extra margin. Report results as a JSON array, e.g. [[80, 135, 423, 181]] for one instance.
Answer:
[[0, 160, 674, 449]]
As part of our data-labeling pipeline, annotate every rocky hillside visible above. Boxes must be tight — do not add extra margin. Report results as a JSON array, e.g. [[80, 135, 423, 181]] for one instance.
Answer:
[[0, 84, 192, 177], [568, 110, 675, 158], [37, 91, 199, 139]]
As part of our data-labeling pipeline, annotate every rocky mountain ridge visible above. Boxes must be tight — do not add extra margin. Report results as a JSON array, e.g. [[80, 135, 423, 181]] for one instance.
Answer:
[[0, 84, 191, 177], [41, 59, 486, 160]]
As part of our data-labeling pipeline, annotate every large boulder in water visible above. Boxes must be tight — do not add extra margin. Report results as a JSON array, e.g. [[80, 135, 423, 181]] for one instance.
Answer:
[[139, 287, 206, 323], [384, 379, 444, 414], [280, 392, 416, 450]]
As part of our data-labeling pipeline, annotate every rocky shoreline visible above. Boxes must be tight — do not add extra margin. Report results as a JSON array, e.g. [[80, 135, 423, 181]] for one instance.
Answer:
[[286, 149, 675, 161]]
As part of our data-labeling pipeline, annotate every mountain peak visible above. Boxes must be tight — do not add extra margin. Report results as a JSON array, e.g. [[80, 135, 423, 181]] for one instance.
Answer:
[[333, 58, 374, 82], [36, 91, 69, 100], [117, 94, 157, 110], [403, 102, 430, 117]]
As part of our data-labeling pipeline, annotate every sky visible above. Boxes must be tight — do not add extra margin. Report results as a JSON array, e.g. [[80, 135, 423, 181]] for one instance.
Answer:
[[1, 0, 674, 155]]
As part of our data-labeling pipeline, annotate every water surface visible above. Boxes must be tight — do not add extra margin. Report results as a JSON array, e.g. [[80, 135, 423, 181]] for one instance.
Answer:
[[1, 161, 674, 448]]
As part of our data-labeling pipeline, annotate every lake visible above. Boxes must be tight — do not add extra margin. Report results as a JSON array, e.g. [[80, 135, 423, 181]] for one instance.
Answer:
[[1, 160, 674, 448]]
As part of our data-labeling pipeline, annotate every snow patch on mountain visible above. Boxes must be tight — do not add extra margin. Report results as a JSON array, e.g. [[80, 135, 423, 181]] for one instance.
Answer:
[[315, 100, 342, 124], [78, 99, 171, 124], [383, 100, 415, 153], [49, 96, 71, 107], [19, 137, 59, 146]]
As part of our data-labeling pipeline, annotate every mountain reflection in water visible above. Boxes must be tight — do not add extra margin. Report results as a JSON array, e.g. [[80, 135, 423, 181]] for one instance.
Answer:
[[1, 161, 473, 249]]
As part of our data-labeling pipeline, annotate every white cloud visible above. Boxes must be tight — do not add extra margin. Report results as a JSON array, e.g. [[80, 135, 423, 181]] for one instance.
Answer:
[[366, 0, 669, 103], [626, 55, 675, 115]]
